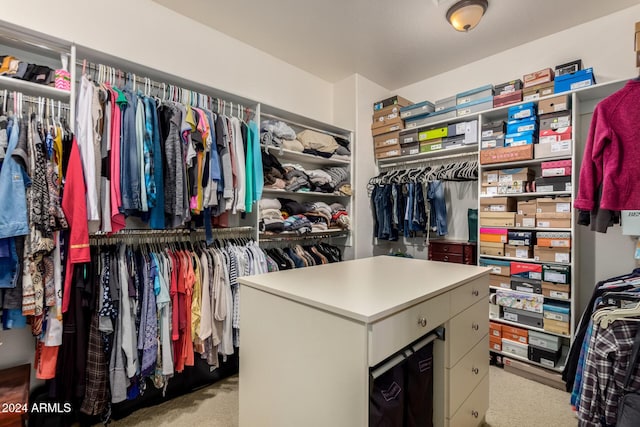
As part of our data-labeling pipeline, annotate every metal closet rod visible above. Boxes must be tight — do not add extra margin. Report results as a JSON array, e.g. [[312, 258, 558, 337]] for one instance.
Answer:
[[89, 226, 255, 245], [379, 150, 478, 170], [75, 59, 255, 119]]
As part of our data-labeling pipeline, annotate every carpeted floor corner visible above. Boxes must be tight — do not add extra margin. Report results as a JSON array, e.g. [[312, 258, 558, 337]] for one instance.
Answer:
[[106, 366, 578, 427]]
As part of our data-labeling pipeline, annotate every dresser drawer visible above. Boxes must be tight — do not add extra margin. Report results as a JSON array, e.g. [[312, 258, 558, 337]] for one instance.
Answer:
[[430, 253, 464, 264], [449, 335, 489, 417], [450, 275, 489, 316], [448, 374, 489, 427], [448, 299, 488, 367], [368, 292, 450, 366], [430, 242, 465, 255]]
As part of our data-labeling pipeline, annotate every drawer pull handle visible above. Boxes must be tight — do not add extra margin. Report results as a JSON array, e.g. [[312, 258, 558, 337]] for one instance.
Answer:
[[472, 410, 479, 418], [472, 367, 479, 375], [443, 247, 449, 252], [443, 255, 449, 262], [472, 289, 479, 297], [418, 317, 428, 328], [472, 323, 479, 331]]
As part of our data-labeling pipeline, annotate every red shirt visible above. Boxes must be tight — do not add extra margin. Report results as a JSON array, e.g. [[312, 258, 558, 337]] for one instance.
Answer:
[[61, 138, 91, 313]]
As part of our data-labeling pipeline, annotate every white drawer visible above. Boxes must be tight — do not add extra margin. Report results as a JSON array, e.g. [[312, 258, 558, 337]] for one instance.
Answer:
[[450, 276, 489, 316], [448, 374, 489, 427], [368, 292, 450, 366], [448, 335, 489, 417], [448, 299, 488, 367]]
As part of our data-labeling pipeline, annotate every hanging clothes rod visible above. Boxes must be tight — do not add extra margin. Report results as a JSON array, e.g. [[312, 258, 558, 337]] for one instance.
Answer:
[[370, 326, 445, 379], [89, 226, 255, 245], [378, 150, 478, 170], [259, 230, 349, 242], [76, 59, 255, 118]]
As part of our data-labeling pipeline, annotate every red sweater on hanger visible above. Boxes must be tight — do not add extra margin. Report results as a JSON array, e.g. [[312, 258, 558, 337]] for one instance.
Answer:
[[575, 79, 640, 211]]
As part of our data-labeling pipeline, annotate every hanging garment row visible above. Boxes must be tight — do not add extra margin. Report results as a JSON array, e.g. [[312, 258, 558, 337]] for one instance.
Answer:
[[562, 268, 640, 426], [368, 160, 478, 241], [262, 242, 343, 270], [75, 61, 264, 235], [0, 91, 74, 340], [29, 238, 267, 420]]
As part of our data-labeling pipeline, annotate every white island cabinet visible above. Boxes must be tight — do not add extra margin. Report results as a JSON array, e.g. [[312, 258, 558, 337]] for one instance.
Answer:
[[238, 256, 490, 427]]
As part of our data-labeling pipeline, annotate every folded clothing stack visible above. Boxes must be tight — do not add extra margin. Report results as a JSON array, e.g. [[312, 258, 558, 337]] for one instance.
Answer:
[[0, 55, 60, 86], [283, 214, 313, 234], [302, 201, 333, 232], [259, 198, 285, 232], [260, 120, 305, 152], [331, 203, 350, 230]]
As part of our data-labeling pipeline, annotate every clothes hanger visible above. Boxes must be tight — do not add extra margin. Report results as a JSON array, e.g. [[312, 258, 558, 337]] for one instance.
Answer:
[[593, 301, 640, 328]]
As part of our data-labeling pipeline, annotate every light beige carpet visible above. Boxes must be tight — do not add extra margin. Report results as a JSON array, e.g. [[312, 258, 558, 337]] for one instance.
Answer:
[[106, 367, 578, 427]]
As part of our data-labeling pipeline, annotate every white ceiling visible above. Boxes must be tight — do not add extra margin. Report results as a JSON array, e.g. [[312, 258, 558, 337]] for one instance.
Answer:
[[154, 0, 640, 90]]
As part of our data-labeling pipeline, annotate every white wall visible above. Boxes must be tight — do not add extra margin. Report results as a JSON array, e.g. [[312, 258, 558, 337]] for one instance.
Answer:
[[0, 0, 334, 123], [393, 4, 640, 100]]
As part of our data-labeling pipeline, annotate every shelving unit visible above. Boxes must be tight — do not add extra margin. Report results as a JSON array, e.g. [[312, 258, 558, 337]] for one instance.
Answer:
[[258, 107, 354, 252], [480, 191, 571, 198], [480, 255, 571, 265]]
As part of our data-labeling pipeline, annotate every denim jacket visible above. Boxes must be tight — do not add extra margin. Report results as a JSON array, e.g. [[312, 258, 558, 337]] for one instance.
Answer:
[[0, 117, 30, 239]]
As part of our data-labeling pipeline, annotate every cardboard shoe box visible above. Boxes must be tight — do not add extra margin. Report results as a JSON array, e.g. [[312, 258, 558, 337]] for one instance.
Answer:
[[457, 97, 493, 117], [372, 103, 403, 120], [511, 262, 542, 280], [500, 168, 536, 184], [518, 200, 538, 216], [372, 112, 402, 129], [481, 259, 511, 276], [535, 176, 571, 193], [481, 136, 505, 150], [535, 140, 572, 159], [374, 131, 400, 149], [536, 213, 572, 229], [495, 79, 524, 95], [418, 126, 448, 141], [482, 120, 506, 139], [511, 277, 542, 294], [537, 197, 572, 214], [457, 84, 494, 106], [539, 126, 572, 144], [375, 144, 401, 159], [523, 68, 555, 88], [482, 170, 500, 185], [503, 306, 544, 327], [493, 90, 522, 108], [528, 330, 562, 351], [480, 145, 534, 165], [528, 345, 562, 368], [490, 322, 503, 338], [480, 211, 516, 227], [505, 131, 537, 147], [434, 95, 457, 112], [508, 231, 535, 246], [539, 112, 571, 131], [523, 81, 555, 101], [538, 94, 570, 115], [534, 245, 570, 264], [544, 318, 570, 336], [505, 244, 533, 259], [481, 242, 506, 256], [502, 325, 529, 344], [490, 335, 503, 352], [516, 214, 537, 228], [374, 95, 412, 111], [508, 102, 537, 120], [420, 140, 443, 153], [399, 130, 419, 145], [554, 68, 595, 93], [496, 289, 544, 313], [542, 282, 571, 300], [544, 303, 570, 323], [372, 121, 404, 137], [542, 264, 571, 285], [480, 196, 516, 212], [502, 338, 529, 358], [490, 274, 511, 289], [480, 227, 508, 243], [542, 160, 572, 177], [399, 100, 434, 119], [537, 232, 571, 248]]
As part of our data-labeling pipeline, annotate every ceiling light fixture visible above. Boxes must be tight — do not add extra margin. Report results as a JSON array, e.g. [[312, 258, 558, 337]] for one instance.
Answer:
[[446, 0, 488, 32]]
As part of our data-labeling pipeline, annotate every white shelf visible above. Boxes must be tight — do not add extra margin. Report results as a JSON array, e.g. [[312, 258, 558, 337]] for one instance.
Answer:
[[489, 286, 571, 303], [492, 317, 570, 339], [480, 191, 571, 198], [481, 255, 570, 266], [262, 188, 350, 198], [495, 350, 565, 373], [0, 75, 71, 100], [479, 155, 572, 169], [261, 144, 350, 166], [260, 229, 349, 240], [377, 144, 478, 166], [480, 226, 571, 232]]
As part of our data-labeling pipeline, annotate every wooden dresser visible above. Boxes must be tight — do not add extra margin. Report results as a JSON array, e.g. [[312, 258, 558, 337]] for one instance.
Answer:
[[239, 256, 490, 427], [429, 239, 477, 265]]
